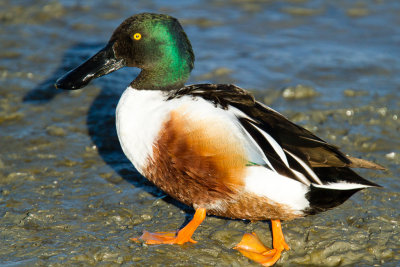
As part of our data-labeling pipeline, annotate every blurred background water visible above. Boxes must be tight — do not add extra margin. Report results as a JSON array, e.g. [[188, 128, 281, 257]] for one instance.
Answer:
[[0, 0, 399, 266]]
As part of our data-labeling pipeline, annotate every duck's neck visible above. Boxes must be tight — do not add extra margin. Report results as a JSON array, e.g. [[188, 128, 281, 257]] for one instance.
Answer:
[[131, 65, 190, 90]]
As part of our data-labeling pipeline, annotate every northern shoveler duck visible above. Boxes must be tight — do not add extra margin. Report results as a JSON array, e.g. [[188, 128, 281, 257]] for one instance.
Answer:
[[55, 13, 384, 266]]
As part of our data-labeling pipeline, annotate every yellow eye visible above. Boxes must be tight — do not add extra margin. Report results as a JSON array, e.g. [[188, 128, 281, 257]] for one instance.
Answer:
[[133, 33, 142, 40]]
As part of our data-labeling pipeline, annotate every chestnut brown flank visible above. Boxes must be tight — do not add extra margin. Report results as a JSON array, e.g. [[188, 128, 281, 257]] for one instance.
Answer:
[[143, 109, 302, 221]]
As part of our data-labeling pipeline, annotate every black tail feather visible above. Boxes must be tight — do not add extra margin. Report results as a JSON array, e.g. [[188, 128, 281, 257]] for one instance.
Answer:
[[304, 167, 380, 215], [313, 167, 381, 187], [304, 185, 361, 215]]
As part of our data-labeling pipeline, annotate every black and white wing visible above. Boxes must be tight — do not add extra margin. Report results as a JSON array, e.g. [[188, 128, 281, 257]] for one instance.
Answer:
[[170, 83, 383, 188]]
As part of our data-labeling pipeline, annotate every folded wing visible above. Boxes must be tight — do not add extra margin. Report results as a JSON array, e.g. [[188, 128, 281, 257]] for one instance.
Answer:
[[170, 84, 384, 188]]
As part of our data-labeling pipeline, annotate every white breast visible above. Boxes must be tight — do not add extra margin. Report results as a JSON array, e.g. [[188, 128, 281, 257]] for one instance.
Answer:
[[115, 87, 264, 174], [116, 87, 172, 174]]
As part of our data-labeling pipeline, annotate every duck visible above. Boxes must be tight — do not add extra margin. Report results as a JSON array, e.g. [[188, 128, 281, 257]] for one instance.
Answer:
[[55, 13, 384, 266]]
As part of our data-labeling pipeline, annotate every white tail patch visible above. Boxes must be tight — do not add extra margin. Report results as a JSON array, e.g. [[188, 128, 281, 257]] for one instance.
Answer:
[[244, 166, 310, 212]]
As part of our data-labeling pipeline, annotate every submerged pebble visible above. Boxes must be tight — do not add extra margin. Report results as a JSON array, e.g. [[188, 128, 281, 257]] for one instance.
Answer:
[[346, 7, 369, 17], [282, 7, 322, 16], [46, 125, 66, 137], [282, 84, 319, 100], [343, 89, 369, 97], [385, 152, 397, 160], [195, 67, 234, 83]]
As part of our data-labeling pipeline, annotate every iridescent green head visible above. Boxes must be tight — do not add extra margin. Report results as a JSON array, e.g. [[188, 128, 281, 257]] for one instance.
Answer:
[[56, 13, 194, 90]]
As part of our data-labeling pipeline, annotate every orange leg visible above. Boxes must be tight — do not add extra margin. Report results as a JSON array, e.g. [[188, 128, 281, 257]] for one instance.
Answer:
[[234, 219, 290, 266], [131, 208, 206, 245]]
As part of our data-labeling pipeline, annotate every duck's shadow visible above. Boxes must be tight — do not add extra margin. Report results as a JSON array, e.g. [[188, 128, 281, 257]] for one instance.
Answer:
[[24, 42, 193, 221]]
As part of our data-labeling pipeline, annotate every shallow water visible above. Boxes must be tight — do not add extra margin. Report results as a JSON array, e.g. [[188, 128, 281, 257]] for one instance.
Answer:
[[1, 0, 399, 266]]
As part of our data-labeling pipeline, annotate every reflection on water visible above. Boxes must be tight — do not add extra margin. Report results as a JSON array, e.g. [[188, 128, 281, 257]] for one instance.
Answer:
[[0, 0, 399, 266]]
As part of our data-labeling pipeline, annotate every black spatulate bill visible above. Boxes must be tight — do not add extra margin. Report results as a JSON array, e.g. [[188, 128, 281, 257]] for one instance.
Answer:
[[55, 43, 125, 90]]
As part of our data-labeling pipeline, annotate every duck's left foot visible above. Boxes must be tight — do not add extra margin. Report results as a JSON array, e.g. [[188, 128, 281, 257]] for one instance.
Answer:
[[131, 230, 197, 244], [131, 208, 206, 245], [233, 220, 289, 266]]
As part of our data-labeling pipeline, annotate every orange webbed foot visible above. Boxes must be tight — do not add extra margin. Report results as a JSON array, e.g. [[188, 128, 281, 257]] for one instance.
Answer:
[[131, 230, 197, 244], [234, 220, 290, 266], [131, 208, 206, 245]]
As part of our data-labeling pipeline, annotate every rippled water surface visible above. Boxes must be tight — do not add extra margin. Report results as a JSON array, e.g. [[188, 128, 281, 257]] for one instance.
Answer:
[[1, 0, 399, 266]]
